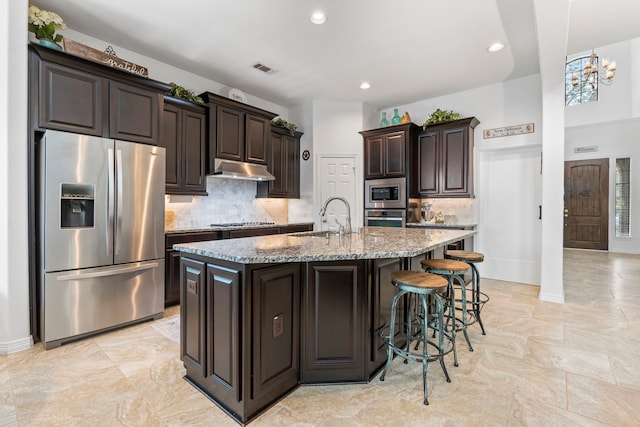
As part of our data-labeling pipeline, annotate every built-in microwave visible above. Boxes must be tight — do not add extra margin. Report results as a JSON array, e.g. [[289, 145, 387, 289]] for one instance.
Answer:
[[365, 177, 406, 209]]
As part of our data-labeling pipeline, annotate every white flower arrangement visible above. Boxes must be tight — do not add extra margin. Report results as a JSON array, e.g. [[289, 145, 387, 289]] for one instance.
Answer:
[[28, 4, 66, 44]]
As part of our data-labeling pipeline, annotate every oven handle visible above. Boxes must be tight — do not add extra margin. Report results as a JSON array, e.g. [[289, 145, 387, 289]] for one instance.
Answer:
[[366, 216, 403, 221]]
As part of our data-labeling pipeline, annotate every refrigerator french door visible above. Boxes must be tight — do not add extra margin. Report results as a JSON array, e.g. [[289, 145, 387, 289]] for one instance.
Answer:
[[39, 130, 165, 349]]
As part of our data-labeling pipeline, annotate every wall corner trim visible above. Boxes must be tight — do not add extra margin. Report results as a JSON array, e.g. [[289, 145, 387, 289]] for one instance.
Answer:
[[538, 292, 565, 304]]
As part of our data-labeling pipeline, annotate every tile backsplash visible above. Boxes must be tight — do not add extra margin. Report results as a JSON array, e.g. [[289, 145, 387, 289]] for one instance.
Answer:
[[165, 176, 314, 229], [421, 198, 476, 223]]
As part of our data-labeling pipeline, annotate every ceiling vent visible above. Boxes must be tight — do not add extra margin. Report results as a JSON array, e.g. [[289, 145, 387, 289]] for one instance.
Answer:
[[253, 63, 273, 73]]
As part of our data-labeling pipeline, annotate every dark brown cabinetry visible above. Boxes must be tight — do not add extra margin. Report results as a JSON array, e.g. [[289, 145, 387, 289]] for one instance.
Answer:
[[37, 61, 107, 136], [360, 123, 419, 180], [367, 257, 404, 378], [109, 80, 160, 145], [200, 92, 277, 172], [256, 127, 302, 198], [160, 97, 207, 195], [165, 231, 226, 305], [180, 257, 206, 376], [418, 117, 479, 198], [30, 44, 167, 145], [301, 260, 366, 383], [250, 264, 300, 409], [179, 256, 300, 424]]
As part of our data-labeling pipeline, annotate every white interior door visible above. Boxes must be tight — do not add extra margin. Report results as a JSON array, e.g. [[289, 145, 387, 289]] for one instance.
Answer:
[[477, 146, 542, 285], [317, 156, 356, 232]]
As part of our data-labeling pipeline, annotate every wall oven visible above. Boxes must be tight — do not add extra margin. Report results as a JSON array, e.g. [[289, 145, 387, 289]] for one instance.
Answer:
[[365, 177, 406, 209], [365, 209, 406, 227]]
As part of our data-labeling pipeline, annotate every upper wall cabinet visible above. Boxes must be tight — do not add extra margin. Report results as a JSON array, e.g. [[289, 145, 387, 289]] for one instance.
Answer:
[[256, 126, 303, 199], [417, 117, 479, 198], [200, 92, 277, 172], [359, 123, 419, 180], [160, 97, 207, 195], [30, 44, 168, 145]]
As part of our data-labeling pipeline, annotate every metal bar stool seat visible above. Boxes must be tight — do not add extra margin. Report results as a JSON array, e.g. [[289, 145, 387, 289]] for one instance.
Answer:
[[420, 258, 473, 367], [444, 250, 489, 335], [379, 270, 453, 405]]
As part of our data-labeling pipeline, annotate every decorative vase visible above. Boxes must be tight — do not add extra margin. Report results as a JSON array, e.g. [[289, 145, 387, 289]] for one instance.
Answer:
[[391, 108, 401, 125], [380, 112, 389, 127], [401, 111, 412, 124], [39, 38, 62, 51]]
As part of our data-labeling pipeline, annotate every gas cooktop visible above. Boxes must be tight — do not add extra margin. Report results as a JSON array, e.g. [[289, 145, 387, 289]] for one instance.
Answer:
[[209, 221, 276, 227]]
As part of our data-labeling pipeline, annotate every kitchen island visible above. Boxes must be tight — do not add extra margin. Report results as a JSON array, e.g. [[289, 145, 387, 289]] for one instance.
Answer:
[[174, 226, 475, 424]]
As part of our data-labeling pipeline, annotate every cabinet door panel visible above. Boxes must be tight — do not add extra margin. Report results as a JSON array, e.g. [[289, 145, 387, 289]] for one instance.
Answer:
[[365, 136, 384, 179], [251, 264, 300, 402], [181, 257, 206, 376], [206, 264, 241, 402], [39, 62, 105, 136], [441, 127, 467, 194], [216, 106, 244, 161], [384, 132, 405, 176], [269, 133, 285, 195], [369, 258, 403, 376], [284, 135, 300, 197], [245, 114, 268, 164], [110, 81, 159, 144], [183, 109, 206, 191], [302, 261, 365, 383], [419, 131, 439, 194], [165, 249, 181, 305], [160, 104, 181, 191]]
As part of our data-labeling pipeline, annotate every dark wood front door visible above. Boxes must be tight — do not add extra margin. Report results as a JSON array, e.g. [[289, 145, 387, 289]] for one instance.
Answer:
[[564, 159, 609, 250]]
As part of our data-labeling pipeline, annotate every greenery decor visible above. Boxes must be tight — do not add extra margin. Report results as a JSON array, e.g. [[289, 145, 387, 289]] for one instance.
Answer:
[[167, 83, 205, 105], [422, 108, 461, 129], [272, 118, 298, 134], [28, 5, 66, 44]]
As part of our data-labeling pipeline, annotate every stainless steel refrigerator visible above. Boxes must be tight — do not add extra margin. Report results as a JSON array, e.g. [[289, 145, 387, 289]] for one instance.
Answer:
[[39, 130, 165, 349]]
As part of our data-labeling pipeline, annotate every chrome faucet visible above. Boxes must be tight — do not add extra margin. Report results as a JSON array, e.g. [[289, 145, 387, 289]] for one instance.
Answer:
[[319, 196, 352, 235]]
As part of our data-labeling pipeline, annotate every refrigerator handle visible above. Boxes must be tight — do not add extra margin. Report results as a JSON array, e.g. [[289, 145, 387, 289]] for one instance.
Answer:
[[107, 148, 115, 256], [56, 261, 160, 281], [115, 149, 123, 255]]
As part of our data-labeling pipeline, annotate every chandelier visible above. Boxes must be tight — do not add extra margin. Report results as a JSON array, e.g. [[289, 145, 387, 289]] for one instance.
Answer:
[[571, 50, 616, 88]]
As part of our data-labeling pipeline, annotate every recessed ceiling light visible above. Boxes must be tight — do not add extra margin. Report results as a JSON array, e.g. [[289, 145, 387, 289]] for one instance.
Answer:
[[360, 82, 371, 90], [488, 42, 505, 53], [310, 11, 327, 25]]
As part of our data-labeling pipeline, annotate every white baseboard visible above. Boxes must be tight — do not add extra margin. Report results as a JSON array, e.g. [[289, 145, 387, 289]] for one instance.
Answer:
[[538, 292, 564, 304], [0, 336, 34, 354]]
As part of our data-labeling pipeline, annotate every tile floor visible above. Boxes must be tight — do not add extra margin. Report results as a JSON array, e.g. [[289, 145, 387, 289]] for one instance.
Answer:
[[2, 249, 640, 426]]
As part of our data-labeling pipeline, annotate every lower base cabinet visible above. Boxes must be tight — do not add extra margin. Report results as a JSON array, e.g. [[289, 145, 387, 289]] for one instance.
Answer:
[[301, 261, 365, 383], [179, 255, 406, 423], [180, 257, 300, 423], [368, 257, 404, 378]]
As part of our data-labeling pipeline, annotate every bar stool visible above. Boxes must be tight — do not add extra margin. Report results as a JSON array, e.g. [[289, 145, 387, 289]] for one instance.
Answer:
[[445, 250, 489, 335], [420, 258, 473, 367], [379, 270, 453, 405]]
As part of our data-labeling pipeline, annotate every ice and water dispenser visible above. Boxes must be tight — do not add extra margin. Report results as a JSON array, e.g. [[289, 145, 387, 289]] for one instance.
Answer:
[[60, 183, 94, 228]]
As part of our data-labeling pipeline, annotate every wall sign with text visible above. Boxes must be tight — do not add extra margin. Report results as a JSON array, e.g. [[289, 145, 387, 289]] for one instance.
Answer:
[[483, 123, 534, 139]]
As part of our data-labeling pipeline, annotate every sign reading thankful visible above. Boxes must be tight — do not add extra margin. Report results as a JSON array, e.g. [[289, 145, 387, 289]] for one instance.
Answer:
[[62, 38, 149, 78], [483, 123, 534, 139]]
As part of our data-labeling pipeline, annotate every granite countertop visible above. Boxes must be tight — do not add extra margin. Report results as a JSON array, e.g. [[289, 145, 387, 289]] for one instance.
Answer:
[[165, 221, 315, 234], [174, 226, 476, 264], [406, 222, 477, 229]]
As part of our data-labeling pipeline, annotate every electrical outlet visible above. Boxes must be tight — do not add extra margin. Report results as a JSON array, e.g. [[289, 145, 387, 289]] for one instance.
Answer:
[[273, 313, 284, 338]]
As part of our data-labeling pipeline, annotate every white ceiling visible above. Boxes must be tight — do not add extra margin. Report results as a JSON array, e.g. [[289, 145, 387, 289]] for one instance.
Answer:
[[34, 0, 640, 108]]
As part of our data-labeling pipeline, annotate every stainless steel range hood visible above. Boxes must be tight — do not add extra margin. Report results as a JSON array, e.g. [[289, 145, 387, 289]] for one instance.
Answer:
[[211, 158, 275, 181]]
